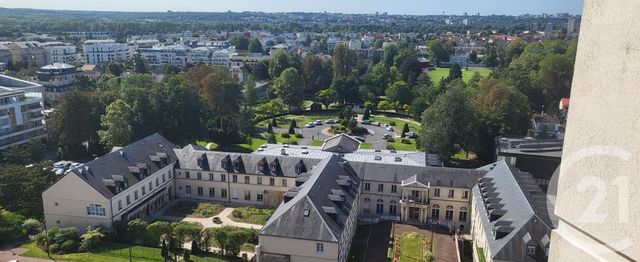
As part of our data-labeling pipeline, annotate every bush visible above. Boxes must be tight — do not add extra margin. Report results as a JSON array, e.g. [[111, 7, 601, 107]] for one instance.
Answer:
[[280, 133, 291, 138], [386, 144, 396, 150], [232, 209, 243, 218], [295, 133, 303, 138], [401, 138, 412, 144], [389, 121, 396, 126], [387, 137, 396, 142], [291, 119, 297, 128], [350, 126, 368, 136], [288, 125, 295, 134], [271, 118, 278, 127], [79, 228, 105, 252], [290, 141, 299, 145], [60, 239, 78, 253], [266, 123, 273, 133], [267, 134, 277, 143], [22, 218, 43, 236]]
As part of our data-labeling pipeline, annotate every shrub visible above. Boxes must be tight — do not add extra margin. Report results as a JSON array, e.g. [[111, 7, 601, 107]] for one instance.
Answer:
[[295, 133, 303, 138], [288, 125, 295, 134], [232, 210, 243, 218], [271, 118, 278, 127], [389, 121, 396, 126], [290, 141, 299, 145], [267, 134, 277, 143], [22, 218, 43, 236], [386, 144, 396, 150], [291, 119, 297, 128], [79, 228, 105, 252], [60, 239, 78, 253], [401, 138, 412, 144], [266, 123, 273, 133], [350, 126, 368, 136], [280, 133, 291, 138], [387, 137, 396, 142]]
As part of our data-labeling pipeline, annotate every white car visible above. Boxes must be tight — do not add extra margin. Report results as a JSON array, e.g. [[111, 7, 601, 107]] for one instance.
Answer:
[[325, 119, 335, 124], [314, 120, 323, 125], [305, 123, 315, 128]]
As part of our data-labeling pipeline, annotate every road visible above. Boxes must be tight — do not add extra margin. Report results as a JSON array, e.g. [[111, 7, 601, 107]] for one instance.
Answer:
[[273, 121, 396, 150]]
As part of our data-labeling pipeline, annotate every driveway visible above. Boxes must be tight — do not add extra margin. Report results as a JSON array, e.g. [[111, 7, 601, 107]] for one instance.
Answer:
[[160, 207, 262, 230], [274, 121, 395, 150]]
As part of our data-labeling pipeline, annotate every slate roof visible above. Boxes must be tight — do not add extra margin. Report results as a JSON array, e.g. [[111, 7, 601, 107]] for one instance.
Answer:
[[321, 134, 361, 153], [260, 155, 360, 242], [473, 161, 554, 261], [69, 133, 177, 198]]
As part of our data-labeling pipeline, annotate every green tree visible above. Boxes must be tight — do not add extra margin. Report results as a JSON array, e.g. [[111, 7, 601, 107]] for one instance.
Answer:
[[537, 54, 574, 101], [302, 55, 329, 94], [50, 91, 104, 158], [420, 81, 478, 159], [0, 208, 25, 245], [385, 80, 413, 105], [401, 123, 410, 137], [133, 54, 148, 73], [147, 221, 173, 245], [99, 99, 135, 148], [173, 222, 203, 247], [315, 88, 338, 109], [230, 35, 250, 51], [22, 218, 43, 236], [331, 76, 360, 104], [445, 63, 463, 83], [0, 162, 60, 218], [428, 39, 454, 66], [383, 44, 398, 67], [273, 67, 305, 109], [1, 140, 46, 165], [362, 107, 371, 120], [106, 62, 125, 76], [288, 123, 296, 134], [332, 43, 354, 78], [248, 38, 263, 53], [269, 49, 290, 79]]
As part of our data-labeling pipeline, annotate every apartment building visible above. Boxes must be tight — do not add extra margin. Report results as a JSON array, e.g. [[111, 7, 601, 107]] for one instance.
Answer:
[[257, 155, 361, 262], [42, 42, 79, 64], [471, 161, 553, 262], [83, 40, 131, 64], [0, 75, 46, 150], [1, 42, 47, 66], [36, 63, 80, 104], [137, 44, 235, 68], [42, 133, 177, 230]]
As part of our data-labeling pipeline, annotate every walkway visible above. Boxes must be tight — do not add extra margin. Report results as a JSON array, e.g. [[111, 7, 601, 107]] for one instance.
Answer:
[[160, 207, 263, 230], [0, 247, 57, 262], [364, 221, 392, 262]]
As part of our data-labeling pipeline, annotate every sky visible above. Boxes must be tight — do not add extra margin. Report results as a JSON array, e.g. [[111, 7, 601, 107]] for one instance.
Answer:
[[0, 0, 583, 15]]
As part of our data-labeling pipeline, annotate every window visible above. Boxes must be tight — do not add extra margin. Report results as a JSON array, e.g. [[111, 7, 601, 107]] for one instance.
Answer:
[[365, 183, 371, 191], [221, 189, 227, 198], [244, 190, 251, 201], [459, 211, 468, 222], [197, 172, 202, 180], [389, 205, 397, 215], [156, 177, 160, 186], [118, 200, 122, 211], [162, 174, 166, 182], [391, 185, 397, 193], [434, 188, 440, 197], [462, 191, 469, 199], [376, 204, 384, 214], [269, 178, 275, 186], [445, 210, 454, 221], [431, 207, 440, 220], [149, 182, 153, 191], [232, 175, 238, 183], [209, 188, 215, 197], [257, 177, 262, 185], [185, 171, 190, 179], [197, 187, 203, 196], [527, 245, 536, 255], [186, 185, 192, 195], [87, 204, 106, 216], [221, 174, 226, 182], [282, 179, 287, 187], [209, 173, 214, 181], [257, 193, 264, 202], [316, 243, 324, 253], [448, 190, 454, 198], [134, 190, 138, 200], [245, 176, 250, 184], [168, 170, 172, 178], [126, 195, 131, 205], [378, 184, 384, 192]]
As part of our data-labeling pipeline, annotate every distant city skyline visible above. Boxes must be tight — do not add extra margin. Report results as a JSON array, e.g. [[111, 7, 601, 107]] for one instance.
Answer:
[[1, 0, 583, 16]]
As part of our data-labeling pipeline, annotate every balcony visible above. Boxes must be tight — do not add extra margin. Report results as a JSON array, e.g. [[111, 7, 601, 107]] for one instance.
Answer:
[[400, 196, 428, 205]]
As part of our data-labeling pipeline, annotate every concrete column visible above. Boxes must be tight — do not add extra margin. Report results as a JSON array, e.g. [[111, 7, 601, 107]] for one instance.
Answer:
[[549, 1, 640, 261]]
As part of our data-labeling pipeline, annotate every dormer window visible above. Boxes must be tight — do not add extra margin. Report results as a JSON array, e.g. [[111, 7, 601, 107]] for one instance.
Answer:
[[526, 245, 536, 255]]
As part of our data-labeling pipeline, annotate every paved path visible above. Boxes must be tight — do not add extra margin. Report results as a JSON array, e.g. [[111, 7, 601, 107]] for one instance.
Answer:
[[363, 221, 392, 262], [160, 207, 262, 230], [0, 247, 57, 262]]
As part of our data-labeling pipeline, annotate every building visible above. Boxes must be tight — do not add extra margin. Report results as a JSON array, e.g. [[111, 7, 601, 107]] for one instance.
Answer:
[[496, 137, 562, 189], [531, 114, 560, 139], [80, 64, 102, 81], [567, 16, 578, 36], [549, 1, 640, 260], [0, 62, 5, 71], [36, 63, 80, 104], [5, 42, 47, 66], [256, 155, 361, 262], [83, 40, 130, 64], [137, 44, 235, 68], [471, 161, 553, 262], [0, 75, 46, 150], [42, 133, 177, 230], [43, 42, 79, 64]]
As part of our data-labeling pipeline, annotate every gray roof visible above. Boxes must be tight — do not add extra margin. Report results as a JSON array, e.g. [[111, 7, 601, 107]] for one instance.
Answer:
[[473, 161, 554, 261], [321, 134, 361, 153], [260, 155, 360, 242], [69, 133, 177, 198]]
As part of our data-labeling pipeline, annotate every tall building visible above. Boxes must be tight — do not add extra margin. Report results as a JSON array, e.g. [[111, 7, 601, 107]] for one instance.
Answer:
[[36, 63, 80, 104], [0, 75, 46, 150], [549, 0, 640, 261], [43, 42, 79, 64], [545, 23, 554, 32], [83, 40, 130, 64], [567, 16, 578, 36]]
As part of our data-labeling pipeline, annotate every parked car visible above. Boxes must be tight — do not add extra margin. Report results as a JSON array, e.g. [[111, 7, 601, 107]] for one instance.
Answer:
[[314, 120, 323, 125], [355, 136, 366, 142], [404, 132, 418, 138], [386, 126, 394, 132], [383, 134, 391, 139], [325, 119, 335, 124], [361, 120, 371, 125], [212, 217, 222, 224], [305, 123, 315, 128]]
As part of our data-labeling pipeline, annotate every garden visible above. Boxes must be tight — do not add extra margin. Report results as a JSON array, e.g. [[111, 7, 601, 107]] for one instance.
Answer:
[[228, 207, 275, 225], [165, 201, 226, 218], [390, 232, 434, 262]]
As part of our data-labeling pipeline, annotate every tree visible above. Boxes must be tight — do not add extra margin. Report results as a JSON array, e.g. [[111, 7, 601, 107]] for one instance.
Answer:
[[191, 237, 201, 254], [22, 218, 43, 236], [420, 81, 478, 159], [315, 89, 337, 109], [248, 38, 263, 53], [79, 228, 105, 252], [147, 221, 173, 245], [383, 44, 398, 67], [332, 43, 354, 78], [398, 56, 422, 84], [444, 63, 463, 83], [267, 123, 273, 133], [250, 60, 270, 80], [99, 99, 135, 148], [363, 107, 371, 120], [537, 54, 574, 101], [173, 222, 203, 247], [1, 140, 46, 165], [75, 75, 96, 91], [0, 162, 60, 218], [385, 80, 413, 105], [230, 35, 250, 51], [331, 76, 360, 104], [302, 55, 328, 94], [133, 54, 148, 73], [291, 119, 297, 128], [0, 208, 25, 246], [401, 123, 410, 137], [482, 48, 499, 68], [161, 239, 169, 257], [50, 91, 103, 158], [106, 62, 125, 76], [428, 39, 454, 66], [273, 67, 305, 110], [288, 123, 296, 134], [269, 49, 290, 79]]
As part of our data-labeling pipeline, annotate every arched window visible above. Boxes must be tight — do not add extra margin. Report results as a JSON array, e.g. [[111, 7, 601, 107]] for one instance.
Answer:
[[364, 198, 370, 202], [446, 205, 454, 210], [377, 199, 384, 203], [460, 207, 467, 210], [390, 200, 397, 204], [432, 204, 440, 208]]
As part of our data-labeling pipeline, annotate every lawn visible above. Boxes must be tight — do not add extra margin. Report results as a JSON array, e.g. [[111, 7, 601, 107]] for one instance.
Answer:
[[21, 241, 167, 262], [429, 67, 492, 85], [257, 113, 339, 127], [387, 138, 419, 151], [347, 224, 373, 262], [477, 247, 487, 262], [311, 140, 324, 146], [399, 232, 426, 262], [369, 114, 421, 132], [228, 207, 275, 225], [165, 201, 225, 218]]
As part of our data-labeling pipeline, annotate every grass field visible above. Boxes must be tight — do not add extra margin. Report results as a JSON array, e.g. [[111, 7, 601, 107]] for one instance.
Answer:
[[429, 67, 492, 85], [348, 224, 373, 262], [21, 241, 166, 262], [387, 138, 419, 151], [399, 232, 426, 262], [369, 114, 421, 132], [165, 201, 225, 218], [228, 207, 275, 225]]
